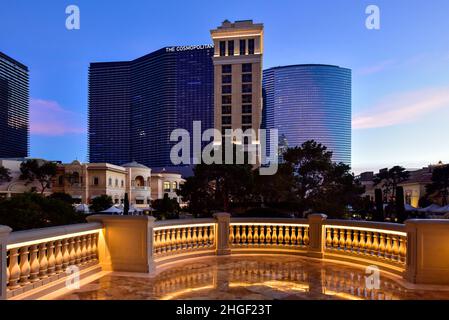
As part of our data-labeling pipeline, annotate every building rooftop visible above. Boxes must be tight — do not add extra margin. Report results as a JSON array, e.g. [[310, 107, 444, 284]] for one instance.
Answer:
[[0, 51, 28, 71], [121, 161, 150, 169]]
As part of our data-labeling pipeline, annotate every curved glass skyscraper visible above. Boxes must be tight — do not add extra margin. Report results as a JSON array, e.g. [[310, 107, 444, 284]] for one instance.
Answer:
[[262, 64, 351, 165]]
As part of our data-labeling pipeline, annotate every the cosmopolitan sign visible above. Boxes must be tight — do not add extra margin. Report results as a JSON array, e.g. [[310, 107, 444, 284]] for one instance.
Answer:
[[165, 44, 214, 52]]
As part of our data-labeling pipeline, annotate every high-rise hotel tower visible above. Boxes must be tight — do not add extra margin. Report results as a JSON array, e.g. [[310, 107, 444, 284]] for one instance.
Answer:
[[210, 20, 264, 146]]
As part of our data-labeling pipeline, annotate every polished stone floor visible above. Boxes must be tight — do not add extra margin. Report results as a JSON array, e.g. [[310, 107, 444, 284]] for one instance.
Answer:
[[59, 255, 449, 300]]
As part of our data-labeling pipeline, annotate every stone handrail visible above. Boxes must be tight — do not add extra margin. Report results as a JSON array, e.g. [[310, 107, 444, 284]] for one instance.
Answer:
[[3, 213, 449, 299], [4, 223, 102, 299]]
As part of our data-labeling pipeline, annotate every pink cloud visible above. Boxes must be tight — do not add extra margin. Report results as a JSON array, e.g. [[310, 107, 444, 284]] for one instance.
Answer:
[[353, 87, 449, 129], [30, 99, 86, 136], [356, 59, 396, 76]]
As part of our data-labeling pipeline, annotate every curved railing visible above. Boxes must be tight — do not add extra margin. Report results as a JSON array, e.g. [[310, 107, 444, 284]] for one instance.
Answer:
[[5, 223, 102, 298]]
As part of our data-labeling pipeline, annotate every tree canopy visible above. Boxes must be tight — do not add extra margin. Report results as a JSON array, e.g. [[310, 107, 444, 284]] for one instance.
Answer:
[[19, 159, 58, 194], [426, 164, 449, 206]]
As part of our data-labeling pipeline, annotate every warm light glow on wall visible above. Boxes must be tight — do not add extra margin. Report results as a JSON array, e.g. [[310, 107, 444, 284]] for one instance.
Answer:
[[160, 285, 215, 300], [325, 225, 406, 237], [231, 222, 308, 228], [154, 223, 215, 231]]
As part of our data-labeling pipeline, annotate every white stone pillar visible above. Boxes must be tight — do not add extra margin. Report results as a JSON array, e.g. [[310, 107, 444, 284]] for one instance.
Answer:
[[0, 225, 12, 300], [213, 212, 231, 256]]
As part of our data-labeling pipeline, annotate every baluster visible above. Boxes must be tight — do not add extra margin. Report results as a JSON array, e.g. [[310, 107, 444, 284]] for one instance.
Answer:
[[161, 230, 167, 253], [326, 228, 332, 248], [338, 230, 345, 250], [266, 226, 271, 244], [209, 225, 215, 247], [91, 234, 98, 260], [254, 226, 259, 244], [385, 235, 393, 260], [235, 226, 241, 244], [278, 226, 284, 245], [38, 242, 48, 278], [171, 229, 177, 251], [284, 226, 290, 245], [290, 226, 296, 246], [399, 237, 406, 263], [272, 226, 277, 245], [81, 236, 87, 264], [197, 227, 203, 248], [345, 230, 352, 251], [241, 226, 247, 245], [154, 230, 160, 253], [260, 226, 265, 244], [19, 246, 31, 285], [86, 235, 92, 262], [186, 227, 192, 248], [192, 227, 198, 249], [303, 228, 309, 246], [203, 226, 209, 247], [379, 234, 386, 258], [181, 227, 187, 249], [229, 225, 235, 244], [47, 241, 56, 275], [69, 238, 76, 265], [297, 227, 303, 246], [248, 226, 253, 244], [371, 233, 379, 256], [351, 231, 359, 253], [359, 231, 366, 253], [75, 237, 82, 265], [61, 239, 70, 270], [55, 240, 63, 272], [8, 248, 20, 289], [176, 228, 182, 250], [392, 235, 399, 261], [332, 228, 339, 248], [365, 232, 372, 255]]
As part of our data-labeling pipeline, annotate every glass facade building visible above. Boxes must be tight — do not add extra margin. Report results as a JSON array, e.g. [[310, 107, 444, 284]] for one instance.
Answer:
[[88, 46, 214, 168], [0, 52, 29, 158], [262, 64, 351, 165]]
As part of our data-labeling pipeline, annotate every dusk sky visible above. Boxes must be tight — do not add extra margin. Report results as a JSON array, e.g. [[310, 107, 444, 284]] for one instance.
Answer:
[[1, 0, 448, 174]]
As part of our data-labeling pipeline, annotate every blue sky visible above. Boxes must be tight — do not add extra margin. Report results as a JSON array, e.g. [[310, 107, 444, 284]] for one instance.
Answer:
[[1, 0, 448, 173]]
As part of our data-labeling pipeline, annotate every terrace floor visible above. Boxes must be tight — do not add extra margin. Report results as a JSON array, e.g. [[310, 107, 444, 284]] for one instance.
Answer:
[[57, 255, 449, 300]]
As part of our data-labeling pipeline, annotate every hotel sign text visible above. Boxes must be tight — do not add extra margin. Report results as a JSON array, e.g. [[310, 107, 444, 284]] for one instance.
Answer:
[[166, 44, 214, 52]]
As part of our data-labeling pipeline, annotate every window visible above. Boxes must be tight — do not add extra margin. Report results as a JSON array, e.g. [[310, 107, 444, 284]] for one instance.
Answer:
[[163, 181, 170, 192], [222, 75, 232, 84], [108, 178, 112, 186], [136, 199, 144, 205], [172, 182, 178, 190], [222, 95, 232, 104], [228, 40, 234, 56], [147, 198, 151, 204], [248, 39, 255, 54], [242, 84, 252, 93], [242, 105, 252, 114], [242, 94, 252, 103], [93, 177, 99, 186], [121, 180, 124, 187], [222, 116, 232, 125], [222, 126, 232, 136], [219, 41, 226, 56], [115, 179, 118, 187], [222, 85, 232, 94], [58, 175, 64, 186], [242, 74, 252, 83], [242, 115, 252, 124], [242, 126, 252, 131], [239, 39, 246, 55], [222, 64, 232, 74], [222, 105, 232, 114], [114, 198, 119, 204], [242, 63, 252, 73]]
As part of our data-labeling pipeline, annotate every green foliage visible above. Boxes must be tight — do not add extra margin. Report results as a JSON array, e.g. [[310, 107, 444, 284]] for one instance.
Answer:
[[48, 192, 74, 204], [373, 166, 409, 203], [152, 194, 180, 219], [19, 159, 58, 194], [426, 164, 449, 206], [90, 195, 113, 213], [123, 193, 129, 215], [0, 193, 85, 231], [0, 166, 12, 183]]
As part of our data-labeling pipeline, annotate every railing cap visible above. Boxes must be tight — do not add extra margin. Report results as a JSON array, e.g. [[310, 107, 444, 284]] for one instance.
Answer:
[[308, 213, 328, 222], [87, 214, 156, 223], [213, 212, 231, 220]]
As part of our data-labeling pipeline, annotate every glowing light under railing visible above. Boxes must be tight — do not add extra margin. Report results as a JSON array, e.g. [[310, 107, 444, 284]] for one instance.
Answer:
[[154, 223, 215, 231], [324, 289, 363, 300], [325, 225, 406, 237], [160, 285, 215, 300], [229, 281, 309, 292], [231, 222, 308, 227], [7, 229, 103, 250]]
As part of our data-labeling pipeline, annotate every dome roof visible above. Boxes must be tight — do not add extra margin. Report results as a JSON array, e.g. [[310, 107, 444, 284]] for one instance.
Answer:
[[121, 161, 150, 169]]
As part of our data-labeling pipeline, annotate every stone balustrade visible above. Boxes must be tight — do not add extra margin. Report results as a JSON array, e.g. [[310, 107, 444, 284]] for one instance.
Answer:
[[2, 213, 449, 299], [3, 223, 102, 298]]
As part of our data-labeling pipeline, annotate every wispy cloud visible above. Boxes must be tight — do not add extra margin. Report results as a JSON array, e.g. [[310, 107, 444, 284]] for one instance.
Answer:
[[30, 98, 86, 136], [353, 87, 449, 129], [356, 59, 396, 76]]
